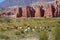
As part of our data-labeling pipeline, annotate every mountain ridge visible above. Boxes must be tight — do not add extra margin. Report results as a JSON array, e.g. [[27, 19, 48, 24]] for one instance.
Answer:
[[0, 0, 54, 8]]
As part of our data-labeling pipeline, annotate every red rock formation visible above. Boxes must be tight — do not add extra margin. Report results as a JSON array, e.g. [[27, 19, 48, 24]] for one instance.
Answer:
[[51, 4, 55, 17], [40, 6, 45, 17], [22, 6, 28, 17], [0, 0, 60, 18], [27, 6, 35, 17], [34, 6, 41, 17], [16, 7, 22, 17], [44, 4, 53, 18], [0, 8, 17, 18], [57, 5, 60, 17], [27, 6, 32, 17]]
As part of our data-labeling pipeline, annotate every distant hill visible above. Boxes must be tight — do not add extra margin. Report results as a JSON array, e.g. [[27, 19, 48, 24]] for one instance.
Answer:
[[0, 0, 54, 8]]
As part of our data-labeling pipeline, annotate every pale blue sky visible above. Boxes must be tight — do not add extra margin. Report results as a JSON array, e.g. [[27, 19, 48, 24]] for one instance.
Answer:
[[0, 0, 5, 3]]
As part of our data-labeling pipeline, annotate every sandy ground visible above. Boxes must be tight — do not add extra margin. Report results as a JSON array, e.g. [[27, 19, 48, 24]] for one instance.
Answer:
[[20, 37, 38, 40]]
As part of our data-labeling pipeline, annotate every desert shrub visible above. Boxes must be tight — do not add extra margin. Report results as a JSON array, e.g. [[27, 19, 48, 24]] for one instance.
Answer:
[[15, 30, 25, 35], [0, 28, 7, 31], [57, 21, 60, 24], [39, 31, 48, 40], [15, 30, 25, 38], [54, 24, 60, 40], [15, 31, 21, 35], [0, 34, 9, 39]]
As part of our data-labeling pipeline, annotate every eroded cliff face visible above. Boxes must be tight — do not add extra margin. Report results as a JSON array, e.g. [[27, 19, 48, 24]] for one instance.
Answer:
[[0, 0, 60, 18]]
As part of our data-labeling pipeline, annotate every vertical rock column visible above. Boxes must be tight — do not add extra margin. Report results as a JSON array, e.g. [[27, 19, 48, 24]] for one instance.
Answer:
[[57, 5, 60, 17], [27, 6, 35, 17], [22, 6, 28, 17], [15, 7, 22, 18], [31, 7, 35, 17], [34, 6, 41, 17], [27, 6, 32, 17], [44, 4, 53, 18], [15, 7, 19, 18], [54, 1, 58, 17], [53, 0, 60, 17], [16, 7, 22, 17]]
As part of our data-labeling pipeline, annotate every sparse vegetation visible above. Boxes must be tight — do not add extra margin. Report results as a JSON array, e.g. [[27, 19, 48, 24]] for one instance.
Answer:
[[0, 16, 60, 40], [0, 34, 9, 40]]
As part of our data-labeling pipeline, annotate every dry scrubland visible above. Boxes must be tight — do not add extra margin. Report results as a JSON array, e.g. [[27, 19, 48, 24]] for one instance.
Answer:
[[0, 16, 60, 40]]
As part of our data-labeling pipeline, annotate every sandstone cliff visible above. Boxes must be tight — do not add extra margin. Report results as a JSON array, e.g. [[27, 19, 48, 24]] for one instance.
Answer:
[[0, 0, 60, 18]]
